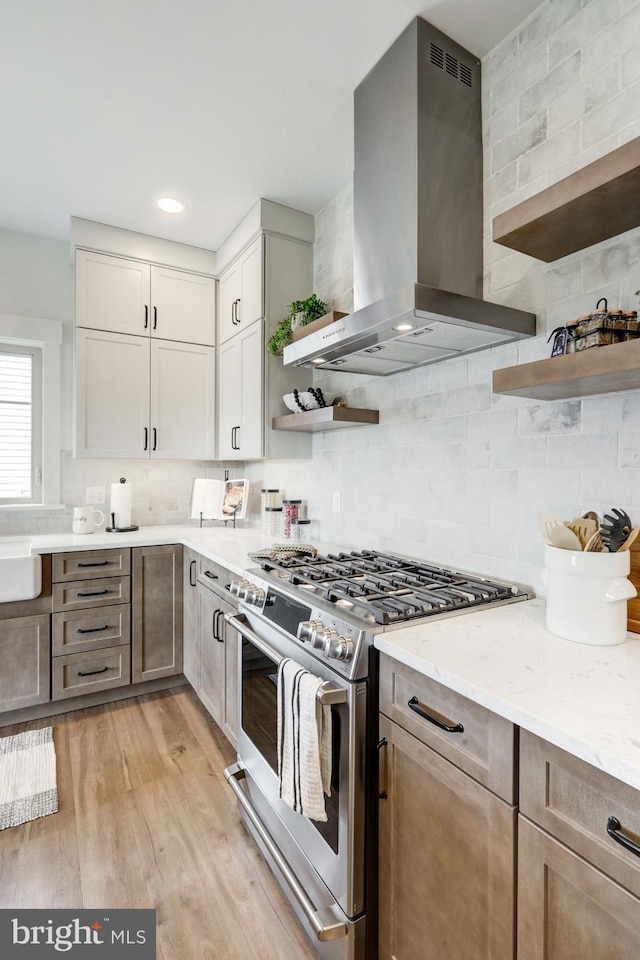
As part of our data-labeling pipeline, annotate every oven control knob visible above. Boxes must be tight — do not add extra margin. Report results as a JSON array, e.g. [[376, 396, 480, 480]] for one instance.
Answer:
[[244, 586, 266, 606], [229, 578, 251, 600], [324, 634, 355, 662], [297, 620, 324, 644]]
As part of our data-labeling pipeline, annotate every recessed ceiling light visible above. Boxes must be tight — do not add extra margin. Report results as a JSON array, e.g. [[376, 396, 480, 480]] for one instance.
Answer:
[[157, 197, 184, 214], [311, 357, 327, 364], [393, 323, 415, 332]]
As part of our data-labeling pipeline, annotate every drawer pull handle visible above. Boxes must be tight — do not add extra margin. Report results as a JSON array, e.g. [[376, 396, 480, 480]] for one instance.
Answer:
[[78, 560, 110, 568], [77, 625, 109, 634], [407, 696, 464, 733], [77, 666, 109, 677], [77, 589, 110, 598], [204, 570, 218, 579], [607, 816, 640, 858], [377, 737, 389, 799]]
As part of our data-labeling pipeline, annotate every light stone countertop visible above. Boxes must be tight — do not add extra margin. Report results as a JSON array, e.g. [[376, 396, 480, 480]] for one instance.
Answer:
[[25, 524, 277, 577], [8, 528, 640, 791], [375, 597, 640, 792]]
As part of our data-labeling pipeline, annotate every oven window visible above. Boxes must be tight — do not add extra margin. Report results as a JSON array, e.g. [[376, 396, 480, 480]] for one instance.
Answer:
[[241, 638, 340, 853]]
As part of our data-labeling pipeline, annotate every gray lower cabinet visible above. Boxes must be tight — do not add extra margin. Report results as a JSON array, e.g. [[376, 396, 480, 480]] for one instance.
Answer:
[[132, 544, 183, 683], [518, 730, 640, 960], [0, 615, 51, 711], [52, 645, 131, 700], [378, 654, 516, 960], [192, 558, 238, 748], [183, 547, 201, 689]]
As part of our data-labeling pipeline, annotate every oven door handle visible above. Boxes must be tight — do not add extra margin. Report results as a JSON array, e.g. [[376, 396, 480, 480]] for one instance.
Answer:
[[225, 613, 347, 705], [224, 762, 348, 942]]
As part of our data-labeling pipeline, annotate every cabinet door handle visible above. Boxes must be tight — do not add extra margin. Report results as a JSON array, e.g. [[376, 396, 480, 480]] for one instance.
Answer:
[[377, 737, 389, 799], [77, 589, 110, 598], [77, 666, 109, 677], [231, 425, 240, 450], [143, 427, 148, 451], [236, 298, 241, 324], [144, 304, 149, 329], [190, 560, 197, 587], [77, 625, 109, 635], [78, 560, 109, 568], [212, 609, 223, 641], [216, 609, 224, 642], [231, 300, 236, 324], [407, 696, 464, 733], [153, 306, 157, 330], [152, 427, 157, 451], [607, 816, 640, 858]]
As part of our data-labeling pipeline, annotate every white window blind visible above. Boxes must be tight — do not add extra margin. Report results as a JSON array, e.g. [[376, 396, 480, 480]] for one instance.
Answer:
[[0, 345, 42, 503]]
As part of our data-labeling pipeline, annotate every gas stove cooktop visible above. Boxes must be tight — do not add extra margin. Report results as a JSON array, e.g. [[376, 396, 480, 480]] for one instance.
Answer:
[[254, 549, 530, 627]]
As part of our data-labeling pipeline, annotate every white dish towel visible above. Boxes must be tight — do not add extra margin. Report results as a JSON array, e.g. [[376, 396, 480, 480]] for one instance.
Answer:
[[277, 657, 332, 822]]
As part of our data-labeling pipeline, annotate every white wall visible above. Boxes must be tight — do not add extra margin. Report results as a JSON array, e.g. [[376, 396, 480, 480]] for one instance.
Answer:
[[246, 0, 640, 592]]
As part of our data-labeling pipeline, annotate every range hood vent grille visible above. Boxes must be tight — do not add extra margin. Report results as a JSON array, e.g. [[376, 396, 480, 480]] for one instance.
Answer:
[[430, 42, 474, 87]]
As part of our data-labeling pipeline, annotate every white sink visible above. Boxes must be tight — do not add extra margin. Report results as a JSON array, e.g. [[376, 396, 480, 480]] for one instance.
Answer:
[[0, 539, 42, 603]]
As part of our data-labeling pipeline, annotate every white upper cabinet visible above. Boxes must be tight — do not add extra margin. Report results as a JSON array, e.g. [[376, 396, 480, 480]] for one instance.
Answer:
[[75, 329, 151, 459], [76, 251, 150, 337], [76, 250, 215, 346], [150, 340, 215, 459], [218, 320, 263, 460], [75, 329, 215, 460], [149, 266, 215, 345], [218, 236, 263, 344]]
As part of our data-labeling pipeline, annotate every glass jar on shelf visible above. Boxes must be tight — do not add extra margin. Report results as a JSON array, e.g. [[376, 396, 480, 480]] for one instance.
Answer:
[[290, 518, 311, 543], [282, 499, 302, 539], [262, 506, 283, 538]]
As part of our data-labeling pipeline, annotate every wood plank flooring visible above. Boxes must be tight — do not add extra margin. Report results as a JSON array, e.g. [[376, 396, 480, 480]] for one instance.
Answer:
[[0, 687, 320, 959]]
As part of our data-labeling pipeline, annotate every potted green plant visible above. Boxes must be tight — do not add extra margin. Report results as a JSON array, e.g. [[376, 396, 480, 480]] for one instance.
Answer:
[[266, 294, 327, 356]]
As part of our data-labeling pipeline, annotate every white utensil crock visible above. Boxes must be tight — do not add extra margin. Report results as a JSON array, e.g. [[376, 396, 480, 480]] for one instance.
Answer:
[[72, 506, 104, 535], [542, 544, 636, 646]]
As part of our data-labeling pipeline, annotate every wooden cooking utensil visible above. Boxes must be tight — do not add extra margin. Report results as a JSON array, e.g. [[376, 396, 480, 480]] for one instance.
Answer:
[[584, 530, 608, 552], [538, 513, 565, 544], [566, 517, 597, 549], [548, 525, 582, 550], [617, 527, 640, 552]]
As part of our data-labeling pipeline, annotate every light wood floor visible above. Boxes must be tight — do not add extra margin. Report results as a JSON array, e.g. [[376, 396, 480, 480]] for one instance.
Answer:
[[0, 687, 320, 959]]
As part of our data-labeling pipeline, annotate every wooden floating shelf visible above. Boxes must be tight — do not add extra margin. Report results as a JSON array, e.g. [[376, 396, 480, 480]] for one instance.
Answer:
[[290, 311, 347, 342], [492, 137, 640, 262], [272, 406, 379, 432], [493, 338, 640, 401]]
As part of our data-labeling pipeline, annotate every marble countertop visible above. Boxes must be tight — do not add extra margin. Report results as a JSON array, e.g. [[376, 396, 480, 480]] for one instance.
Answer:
[[375, 598, 640, 792], [24, 524, 276, 578], [6, 527, 640, 792]]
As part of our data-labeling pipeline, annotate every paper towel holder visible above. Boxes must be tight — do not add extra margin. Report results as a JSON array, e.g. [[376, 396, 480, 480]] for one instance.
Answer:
[[106, 477, 139, 533]]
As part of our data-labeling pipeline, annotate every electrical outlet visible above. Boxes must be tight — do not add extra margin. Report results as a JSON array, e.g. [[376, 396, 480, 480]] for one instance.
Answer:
[[332, 491, 341, 513], [86, 485, 106, 505]]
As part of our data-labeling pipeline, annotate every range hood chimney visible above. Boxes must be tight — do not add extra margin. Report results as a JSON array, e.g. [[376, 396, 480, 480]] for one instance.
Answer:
[[284, 18, 535, 376]]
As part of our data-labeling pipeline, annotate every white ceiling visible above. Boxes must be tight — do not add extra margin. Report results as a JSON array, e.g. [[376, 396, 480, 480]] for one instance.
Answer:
[[1, 0, 543, 252]]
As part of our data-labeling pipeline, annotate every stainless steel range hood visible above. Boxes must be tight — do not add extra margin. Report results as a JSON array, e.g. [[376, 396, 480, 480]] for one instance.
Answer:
[[284, 18, 536, 376]]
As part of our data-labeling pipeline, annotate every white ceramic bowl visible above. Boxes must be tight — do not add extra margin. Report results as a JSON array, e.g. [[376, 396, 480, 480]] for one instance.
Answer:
[[283, 391, 333, 412]]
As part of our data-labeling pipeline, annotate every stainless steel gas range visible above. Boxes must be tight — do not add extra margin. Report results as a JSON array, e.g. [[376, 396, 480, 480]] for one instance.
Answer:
[[223, 549, 530, 960]]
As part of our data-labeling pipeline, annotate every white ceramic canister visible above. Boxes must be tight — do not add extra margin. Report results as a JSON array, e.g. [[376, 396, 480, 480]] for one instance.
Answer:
[[542, 544, 637, 646]]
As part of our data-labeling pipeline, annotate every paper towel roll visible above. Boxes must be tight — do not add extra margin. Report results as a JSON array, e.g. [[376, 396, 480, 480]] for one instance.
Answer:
[[110, 480, 132, 529]]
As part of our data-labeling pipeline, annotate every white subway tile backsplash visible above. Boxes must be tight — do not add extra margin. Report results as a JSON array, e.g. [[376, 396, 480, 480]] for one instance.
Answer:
[[517, 400, 582, 436], [546, 433, 618, 468]]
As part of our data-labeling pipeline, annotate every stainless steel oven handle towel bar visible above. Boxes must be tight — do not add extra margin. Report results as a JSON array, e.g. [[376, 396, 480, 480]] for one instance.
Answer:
[[224, 762, 348, 942], [224, 613, 348, 705]]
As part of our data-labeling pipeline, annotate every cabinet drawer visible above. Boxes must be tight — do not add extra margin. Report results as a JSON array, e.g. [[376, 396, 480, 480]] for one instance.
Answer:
[[520, 730, 640, 898], [52, 548, 131, 582], [379, 653, 516, 802], [52, 576, 131, 612], [52, 604, 130, 656], [52, 645, 130, 700]]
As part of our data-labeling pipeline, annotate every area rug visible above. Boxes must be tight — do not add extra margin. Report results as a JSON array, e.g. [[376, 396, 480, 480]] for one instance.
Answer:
[[0, 727, 58, 829]]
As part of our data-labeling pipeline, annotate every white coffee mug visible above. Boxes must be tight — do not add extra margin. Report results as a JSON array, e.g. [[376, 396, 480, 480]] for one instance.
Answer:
[[72, 506, 104, 535]]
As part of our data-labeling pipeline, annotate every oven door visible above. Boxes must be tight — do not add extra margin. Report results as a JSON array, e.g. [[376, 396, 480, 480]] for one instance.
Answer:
[[230, 609, 367, 923]]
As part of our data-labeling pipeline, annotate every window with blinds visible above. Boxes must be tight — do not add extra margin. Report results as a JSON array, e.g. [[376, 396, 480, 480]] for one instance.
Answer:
[[0, 344, 42, 503]]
